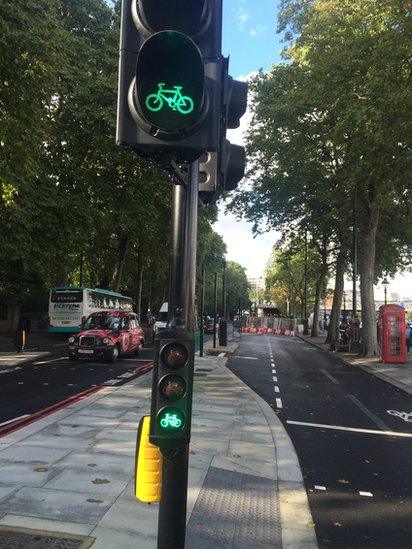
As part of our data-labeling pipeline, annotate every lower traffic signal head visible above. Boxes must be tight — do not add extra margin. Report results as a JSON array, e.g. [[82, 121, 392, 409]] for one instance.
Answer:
[[150, 330, 195, 448]]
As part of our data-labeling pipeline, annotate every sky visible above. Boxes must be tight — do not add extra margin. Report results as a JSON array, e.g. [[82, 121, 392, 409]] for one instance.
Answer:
[[212, 0, 412, 299]]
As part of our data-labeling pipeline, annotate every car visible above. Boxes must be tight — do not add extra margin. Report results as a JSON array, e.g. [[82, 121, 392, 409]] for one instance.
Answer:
[[203, 316, 215, 334], [68, 311, 144, 362]]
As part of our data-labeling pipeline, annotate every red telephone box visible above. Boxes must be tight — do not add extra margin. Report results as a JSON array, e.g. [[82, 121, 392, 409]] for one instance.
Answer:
[[378, 305, 407, 364]]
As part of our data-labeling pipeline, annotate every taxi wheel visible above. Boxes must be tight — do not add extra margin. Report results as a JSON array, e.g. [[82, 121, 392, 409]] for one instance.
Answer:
[[109, 345, 120, 363]]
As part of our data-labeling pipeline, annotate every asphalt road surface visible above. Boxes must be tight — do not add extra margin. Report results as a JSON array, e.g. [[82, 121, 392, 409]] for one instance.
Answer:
[[228, 334, 412, 548], [0, 344, 154, 433]]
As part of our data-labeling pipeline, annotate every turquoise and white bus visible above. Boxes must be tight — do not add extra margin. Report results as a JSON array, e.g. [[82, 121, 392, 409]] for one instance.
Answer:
[[48, 286, 133, 333]]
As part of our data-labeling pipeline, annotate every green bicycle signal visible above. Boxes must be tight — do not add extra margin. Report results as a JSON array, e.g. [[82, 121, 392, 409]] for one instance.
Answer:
[[145, 83, 194, 115]]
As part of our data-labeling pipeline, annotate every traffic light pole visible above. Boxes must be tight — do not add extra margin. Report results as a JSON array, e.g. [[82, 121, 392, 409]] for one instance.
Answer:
[[158, 160, 199, 549], [199, 266, 205, 357]]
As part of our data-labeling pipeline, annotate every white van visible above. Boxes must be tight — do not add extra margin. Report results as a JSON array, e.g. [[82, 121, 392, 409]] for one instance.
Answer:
[[153, 302, 168, 335]]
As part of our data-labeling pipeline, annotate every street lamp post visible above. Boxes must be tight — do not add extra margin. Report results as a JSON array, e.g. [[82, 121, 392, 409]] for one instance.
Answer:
[[343, 291, 347, 321], [382, 277, 389, 306]]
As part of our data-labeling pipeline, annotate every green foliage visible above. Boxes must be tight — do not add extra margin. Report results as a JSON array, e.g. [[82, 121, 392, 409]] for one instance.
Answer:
[[0, 0, 230, 316]]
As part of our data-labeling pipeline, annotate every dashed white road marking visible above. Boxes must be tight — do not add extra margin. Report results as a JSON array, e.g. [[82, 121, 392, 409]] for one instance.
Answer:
[[274, 386, 280, 393], [347, 395, 391, 431], [34, 357, 68, 365], [359, 491, 373, 497], [321, 369, 339, 384], [276, 398, 283, 409], [235, 356, 258, 360], [102, 379, 121, 386], [273, 376, 278, 382], [17, 382, 24, 385], [287, 420, 412, 438], [314, 485, 326, 491], [218, 352, 226, 358], [0, 414, 30, 427]]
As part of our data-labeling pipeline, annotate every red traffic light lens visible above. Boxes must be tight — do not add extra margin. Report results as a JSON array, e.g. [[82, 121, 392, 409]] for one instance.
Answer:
[[160, 343, 188, 370], [159, 374, 187, 402]]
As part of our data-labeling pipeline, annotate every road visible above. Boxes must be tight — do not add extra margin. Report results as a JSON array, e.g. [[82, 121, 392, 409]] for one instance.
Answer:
[[0, 344, 154, 436], [228, 334, 412, 548]]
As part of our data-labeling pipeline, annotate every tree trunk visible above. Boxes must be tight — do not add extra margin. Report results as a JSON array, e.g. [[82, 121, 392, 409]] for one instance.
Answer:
[[111, 235, 129, 293], [326, 241, 348, 348], [55, 263, 70, 286], [135, 251, 144, 323], [311, 240, 329, 337], [359, 205, 380, 357]]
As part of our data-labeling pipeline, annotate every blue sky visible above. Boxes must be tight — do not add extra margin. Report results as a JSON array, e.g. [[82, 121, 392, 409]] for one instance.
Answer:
[[222, 0, 283, 77]]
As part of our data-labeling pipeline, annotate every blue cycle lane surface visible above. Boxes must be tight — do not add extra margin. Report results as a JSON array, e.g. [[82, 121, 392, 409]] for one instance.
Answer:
[[227, 334, 412, 548]]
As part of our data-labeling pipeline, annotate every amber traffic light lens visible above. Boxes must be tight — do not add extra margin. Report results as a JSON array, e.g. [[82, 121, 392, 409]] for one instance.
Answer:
[[159, 374, 187, 402]]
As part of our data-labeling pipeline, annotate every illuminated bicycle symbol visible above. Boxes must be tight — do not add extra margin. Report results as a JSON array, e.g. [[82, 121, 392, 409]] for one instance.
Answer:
[[160, 413, 183, 429], [387, 410, 412, 422], [145, 83, 194, 115]]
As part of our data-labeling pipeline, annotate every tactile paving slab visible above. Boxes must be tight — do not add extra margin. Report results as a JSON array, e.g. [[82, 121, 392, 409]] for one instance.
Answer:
[[0, 526, 94, 549], [186, 466, 282, 548]]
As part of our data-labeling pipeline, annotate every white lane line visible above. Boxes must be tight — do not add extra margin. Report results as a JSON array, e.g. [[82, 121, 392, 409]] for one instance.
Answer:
[[102, 379, 121, 386], [314, 485, 326, 491], [274, 386, 280, 393], [0, 414, 30, 427], [235, 356, 258, 360], [347, 395, 391, 431], [286, 420, 412, 438], [321, 369, 339, 384], [276, 398, 283, 409], [218, 352, 226, 358], [359, 491, 373, 497], [17, 382, 24, 385], [272, 369, 277, 374], [34, 357, 68, 365], [273, 376, 278, 382]]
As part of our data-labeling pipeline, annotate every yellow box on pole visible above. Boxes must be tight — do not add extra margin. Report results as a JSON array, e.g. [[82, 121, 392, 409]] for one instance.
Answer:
[[135, 416, 163, 503]]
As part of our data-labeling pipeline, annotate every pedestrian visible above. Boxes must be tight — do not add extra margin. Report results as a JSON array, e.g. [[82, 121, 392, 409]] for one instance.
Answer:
[[407, 323, 412, 353]]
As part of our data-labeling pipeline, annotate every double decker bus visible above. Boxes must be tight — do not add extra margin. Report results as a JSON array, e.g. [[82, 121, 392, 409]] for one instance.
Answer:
[[48, 286, 133, 333]]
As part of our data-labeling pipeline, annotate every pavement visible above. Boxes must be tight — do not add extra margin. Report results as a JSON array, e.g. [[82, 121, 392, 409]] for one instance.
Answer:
[[298, 334, 412, 396], [0, 351, 50, 369], [0, 350, 318, 548]]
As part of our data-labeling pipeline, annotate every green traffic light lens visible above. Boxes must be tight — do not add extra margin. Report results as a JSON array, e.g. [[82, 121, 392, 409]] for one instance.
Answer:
[[160, 343, 188, 370], [136, 31, 204, 133], [159, 374, 187, 402], [157, 407, 185, 432]]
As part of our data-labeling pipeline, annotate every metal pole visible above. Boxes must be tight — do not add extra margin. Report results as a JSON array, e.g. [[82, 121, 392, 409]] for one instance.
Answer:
[[222, 261, 227, 318], [182, 160, 199, 331], [213, 272, 218, 349], [168, 184, 186, 327], [199, 266, 205, 357], [79, 249, 84, 286], [158, 160, 199, 549], [303, 230, 309, 335], [219, 262, 227, 346], [352, 191, 358, 318]]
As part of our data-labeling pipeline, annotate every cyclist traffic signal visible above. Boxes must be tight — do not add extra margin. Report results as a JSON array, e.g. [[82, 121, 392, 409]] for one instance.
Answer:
[[117, 0, 223, 161], [199, 59, 248, 203], [150, 329, 195, 448]]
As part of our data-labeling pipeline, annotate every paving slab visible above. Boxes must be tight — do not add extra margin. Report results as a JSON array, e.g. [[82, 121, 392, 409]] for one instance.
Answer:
[[0, 487, 113, 523]]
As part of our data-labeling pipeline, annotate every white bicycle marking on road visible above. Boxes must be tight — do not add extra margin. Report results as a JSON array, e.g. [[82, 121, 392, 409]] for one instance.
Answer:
[[387, 410, 412, 422]]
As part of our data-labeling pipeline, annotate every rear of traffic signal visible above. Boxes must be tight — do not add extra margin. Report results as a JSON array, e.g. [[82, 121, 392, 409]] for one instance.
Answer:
[[199, 58, 248, 203]]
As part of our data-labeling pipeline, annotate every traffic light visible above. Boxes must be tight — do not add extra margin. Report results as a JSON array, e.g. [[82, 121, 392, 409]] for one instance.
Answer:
[[150, 329, 195, 449], [117, 0, 223, 161], [198, 59, 248, 203]]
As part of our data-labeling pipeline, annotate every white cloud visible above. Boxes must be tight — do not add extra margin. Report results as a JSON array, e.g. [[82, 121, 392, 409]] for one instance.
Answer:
[[232, 6, 251, 31], [249, 25, 268, 37], [213, 210, 280, 278]]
